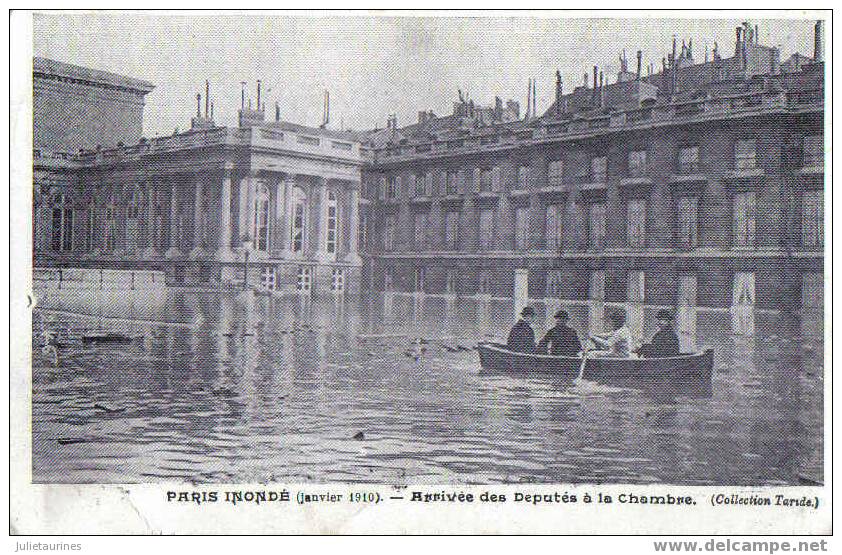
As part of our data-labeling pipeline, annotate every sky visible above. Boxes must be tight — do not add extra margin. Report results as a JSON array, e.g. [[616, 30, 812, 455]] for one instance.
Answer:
[[33, 12, 819, 138]]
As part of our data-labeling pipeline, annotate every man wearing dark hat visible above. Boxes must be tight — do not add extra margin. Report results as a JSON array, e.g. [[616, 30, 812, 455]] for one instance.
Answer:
[[636, 309, 681, 358], [507, 306, 537, 353], [537, 310, 582, 356]]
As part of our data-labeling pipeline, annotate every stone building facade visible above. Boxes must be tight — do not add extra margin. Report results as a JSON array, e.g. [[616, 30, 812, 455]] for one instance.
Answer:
[[361, 22, 825, 309], [33, 57, 154, 153], [33, 74, 365, 294], [32, 21, 825, 305]]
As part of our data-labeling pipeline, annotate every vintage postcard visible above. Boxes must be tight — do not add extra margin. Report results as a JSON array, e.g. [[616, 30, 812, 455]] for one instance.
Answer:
[[10, 9, 830, 536]]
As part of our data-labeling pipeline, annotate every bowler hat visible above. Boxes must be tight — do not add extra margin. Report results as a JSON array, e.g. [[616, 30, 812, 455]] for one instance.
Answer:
[[554, 310, 569, 320], [656, 309, 674, 321], [521, 306, 535, 317]]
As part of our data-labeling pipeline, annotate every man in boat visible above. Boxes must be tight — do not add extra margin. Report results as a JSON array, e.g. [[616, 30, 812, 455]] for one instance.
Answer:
[[537, 310, 582, 356], [635, 309, 681, 358], [507, 306, 537, 353], [588, 311, 632, 358]]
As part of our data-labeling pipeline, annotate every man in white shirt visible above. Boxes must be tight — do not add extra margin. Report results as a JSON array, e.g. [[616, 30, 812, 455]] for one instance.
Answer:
[[589, 311, 632, 358]]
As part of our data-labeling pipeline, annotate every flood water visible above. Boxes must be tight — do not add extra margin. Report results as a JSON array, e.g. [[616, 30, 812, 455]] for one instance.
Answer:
[[31, 289, 824, 485]]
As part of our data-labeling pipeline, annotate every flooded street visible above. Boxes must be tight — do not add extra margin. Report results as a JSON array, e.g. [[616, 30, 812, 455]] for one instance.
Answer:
[[31, 289, 823, 485]]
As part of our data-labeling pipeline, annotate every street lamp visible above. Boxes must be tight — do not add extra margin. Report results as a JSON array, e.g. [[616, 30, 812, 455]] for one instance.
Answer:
[[241, 236, 253, 291]]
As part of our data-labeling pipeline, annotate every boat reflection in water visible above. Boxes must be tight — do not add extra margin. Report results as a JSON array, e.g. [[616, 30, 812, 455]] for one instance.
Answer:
[[31, 287, 822, 485]]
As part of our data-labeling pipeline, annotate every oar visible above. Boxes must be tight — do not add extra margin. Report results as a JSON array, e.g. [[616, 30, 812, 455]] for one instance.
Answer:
[[575, 349, 588, 383]]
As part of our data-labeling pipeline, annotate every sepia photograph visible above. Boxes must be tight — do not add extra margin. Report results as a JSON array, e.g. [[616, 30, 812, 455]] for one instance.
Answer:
[[12, 9, 829, 535]]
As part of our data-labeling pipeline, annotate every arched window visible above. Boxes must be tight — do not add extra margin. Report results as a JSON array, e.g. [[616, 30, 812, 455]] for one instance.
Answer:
[[326, 190, 338, 257], [51, 193, 74, 252], [291, 187, 307, 253], [253, 183, 270, 251], [126, 188, 141, 253]]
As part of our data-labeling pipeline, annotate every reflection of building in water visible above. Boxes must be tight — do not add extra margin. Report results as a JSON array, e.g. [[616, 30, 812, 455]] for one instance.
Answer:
[[363, 21, 824, 310]]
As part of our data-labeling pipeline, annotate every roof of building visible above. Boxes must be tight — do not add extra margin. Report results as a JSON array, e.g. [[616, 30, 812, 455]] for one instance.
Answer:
[[33, 57, 154, 94]]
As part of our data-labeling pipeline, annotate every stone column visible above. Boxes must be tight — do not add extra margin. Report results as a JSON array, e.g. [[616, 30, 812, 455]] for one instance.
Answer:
[[165, 181, 181, 258], [143, 180, 158, 258], [278, 174, 295, 258], [190, 175, 205, 258], [238, 172, 255, 244], [312, 178, 331, 262], [343, 184, 362, 264], [216, 167, 234, 261]]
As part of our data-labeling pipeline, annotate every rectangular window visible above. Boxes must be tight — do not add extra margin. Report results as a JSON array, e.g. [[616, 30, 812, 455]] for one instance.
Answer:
[[515, 207, 530, 250], [801, 190, 823, 247], [254, 197, 270, 251], [628, 271, 645, 303], [296, 266, 313, 292], [446, 171, 459, 195], [386, 176, 398, 199], [261, 267, 276, 291], [591, 156, 607, 183], [588, 203, 606, 249], [445, 270, 457, 294], [51, 206, 74, 252], [85, 209, 94, 252], [735, 139, 757, 170], [678, 146, 700, 174], [677, 196, 699, 249], [516, 166, 530, 189], [803, 135, 823, 168], [104, 206, 116, 252], [548, 160, 564, 187], [590, 270, 606, 301], [479, 168, 494, 192], [733, 191, 757, 247], [479, 209, 495, 250], [445, 211, 459, 250], [414, 268, 425, 292], [414, 174, 426, 197], [546, 204, 564, 249], [425, 172, 434, 196], [414, 212, 428, 250], [331, 268, 344, 292], [546, 269, 564, 297], [628, 150, 648, 177], [297, 135, 320, 146], [326, 202, 338, 254], [384, 215, 396, 251], [331, 141, 352, 151], [627, 199, 646, 248], [291, 202, 305, 252]]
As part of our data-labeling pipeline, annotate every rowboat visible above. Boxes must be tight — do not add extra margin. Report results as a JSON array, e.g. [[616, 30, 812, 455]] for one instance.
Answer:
[[476, 342, 713, 382]]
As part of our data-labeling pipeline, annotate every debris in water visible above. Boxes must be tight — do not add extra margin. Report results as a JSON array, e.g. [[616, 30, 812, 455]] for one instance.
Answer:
[[93, 403, 126, 414], [57, 438, 87, 445], [353, 431, 365, 440]]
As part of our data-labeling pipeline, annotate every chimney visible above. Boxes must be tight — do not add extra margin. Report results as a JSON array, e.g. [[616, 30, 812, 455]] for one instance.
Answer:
[[555, 70, 563, 115], [275, 101, 280, 122], [532, 77, 537, 118], [754, 25, 758, 44], [256, 80, 262, 111], [321, 90, 330, 128], [205, 80, 210, 118], [196, 93, 201, 118], [599, 71, 604, 107], [583, 73, 589, 88], [814, 20, 824, 62], [210, 102, 214, 120], [241, 82, 246, 109], [636, 50, 642, 80], [525, 78, 532, 120]]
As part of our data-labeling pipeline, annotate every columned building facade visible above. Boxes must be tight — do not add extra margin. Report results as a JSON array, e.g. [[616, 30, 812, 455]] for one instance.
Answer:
[[34, 125, 365, 294]]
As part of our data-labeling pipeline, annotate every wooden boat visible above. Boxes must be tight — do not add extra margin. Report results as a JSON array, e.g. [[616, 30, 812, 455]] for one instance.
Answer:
[[477, 342, 713, 382]]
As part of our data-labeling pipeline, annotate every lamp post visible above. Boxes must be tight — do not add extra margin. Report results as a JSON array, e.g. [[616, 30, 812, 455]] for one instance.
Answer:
[[241, 237, 253, 291]]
